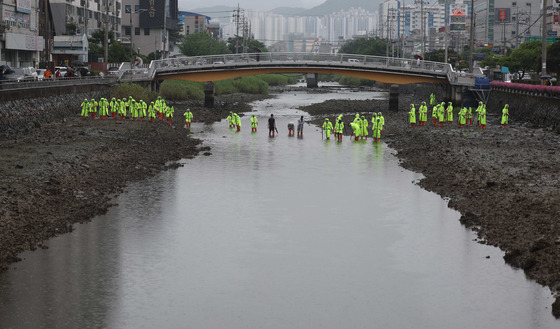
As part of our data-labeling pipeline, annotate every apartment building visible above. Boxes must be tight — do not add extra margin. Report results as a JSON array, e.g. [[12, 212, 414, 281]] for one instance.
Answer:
[[473, 0, 542, 48], [121, 0, 179, 58], [50, 0, 122, 38]]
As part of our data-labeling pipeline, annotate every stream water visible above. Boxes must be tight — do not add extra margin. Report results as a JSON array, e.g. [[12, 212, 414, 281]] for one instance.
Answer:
[[0, 86, 558, 328]]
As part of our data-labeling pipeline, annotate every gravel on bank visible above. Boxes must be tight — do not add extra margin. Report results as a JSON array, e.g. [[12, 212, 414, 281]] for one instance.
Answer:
[[300, 95, 560, 318]]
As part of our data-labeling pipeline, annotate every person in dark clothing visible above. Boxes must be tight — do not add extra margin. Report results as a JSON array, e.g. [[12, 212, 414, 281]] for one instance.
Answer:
[[297, 115, 304, 137], [268, 114, 276, 137]]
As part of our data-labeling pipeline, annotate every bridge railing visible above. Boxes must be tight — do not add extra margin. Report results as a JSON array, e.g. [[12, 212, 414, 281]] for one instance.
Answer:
[[144, 52, 458, 82], [0, 75, 117, 90]]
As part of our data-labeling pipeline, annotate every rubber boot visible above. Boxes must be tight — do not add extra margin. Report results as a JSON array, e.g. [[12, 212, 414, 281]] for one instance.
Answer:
[[504, 124, 507, 128], [355, 136, 359, 141], [237, 126, 240, 132]]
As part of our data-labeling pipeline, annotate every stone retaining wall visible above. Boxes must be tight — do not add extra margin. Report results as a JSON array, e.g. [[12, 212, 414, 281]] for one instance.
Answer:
[[0, 91, 110, 138], [487, 90, 560, 130]]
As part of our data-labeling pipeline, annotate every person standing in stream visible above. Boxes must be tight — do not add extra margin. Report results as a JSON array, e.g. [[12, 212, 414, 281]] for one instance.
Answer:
[[268, 114, 276, 137]]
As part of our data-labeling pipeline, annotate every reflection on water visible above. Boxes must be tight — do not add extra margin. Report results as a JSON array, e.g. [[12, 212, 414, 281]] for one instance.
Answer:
[[0, 89, 558, 329]]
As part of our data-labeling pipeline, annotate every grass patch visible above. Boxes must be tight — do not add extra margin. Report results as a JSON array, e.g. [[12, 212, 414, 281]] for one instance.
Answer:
[[111, 82, 159, 103], [215, 76, 269, 95], [159, 80, 205, 101], [257, 74, 299, 86], [338, 76, 376, 87]]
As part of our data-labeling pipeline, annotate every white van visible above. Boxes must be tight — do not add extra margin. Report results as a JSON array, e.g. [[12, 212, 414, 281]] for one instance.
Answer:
[[348, 59, 361, 63]]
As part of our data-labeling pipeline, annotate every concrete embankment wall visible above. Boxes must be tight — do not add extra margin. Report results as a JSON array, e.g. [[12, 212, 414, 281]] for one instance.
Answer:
[[487, 91, 560, 131], [396, 83, 560, 130], [0, 87, 111, 138]]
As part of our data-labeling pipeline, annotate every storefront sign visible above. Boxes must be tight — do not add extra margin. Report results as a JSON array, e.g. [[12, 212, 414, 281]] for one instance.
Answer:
[[17, 0, 32, 14], [4, 10, 31, 28], [6, 33, 45, 51]]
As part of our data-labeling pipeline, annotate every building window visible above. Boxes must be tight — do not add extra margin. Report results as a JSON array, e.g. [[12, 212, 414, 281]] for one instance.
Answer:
[[125, 5, 131, 13], [135, 5, 140, 12], [144, 28, 150, 35], [125, 27, 131, 35], [135, 27, 140, 35]]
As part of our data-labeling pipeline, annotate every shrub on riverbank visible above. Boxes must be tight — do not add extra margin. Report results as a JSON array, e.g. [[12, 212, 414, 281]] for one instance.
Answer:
[[160, 80, 205, 101], [257, 74, 299, 86], [215, 76, 269, 95], [111, 82, 159, 103], [338, 76, 376, 87]]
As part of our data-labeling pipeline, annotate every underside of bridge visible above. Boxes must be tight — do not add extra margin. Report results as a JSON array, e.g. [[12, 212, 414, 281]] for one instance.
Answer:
[[155, 67, 446, 85]]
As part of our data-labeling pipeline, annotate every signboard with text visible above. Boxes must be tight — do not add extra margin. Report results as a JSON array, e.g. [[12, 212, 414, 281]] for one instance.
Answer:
[[495, 8, 510, 23], [17, 0, 32, 14]]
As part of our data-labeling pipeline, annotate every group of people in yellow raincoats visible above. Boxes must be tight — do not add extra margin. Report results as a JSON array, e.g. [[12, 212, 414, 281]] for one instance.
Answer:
[[80, 96, 175, 125], [409, 94, 509, 130], [321, 113, 384, 142]]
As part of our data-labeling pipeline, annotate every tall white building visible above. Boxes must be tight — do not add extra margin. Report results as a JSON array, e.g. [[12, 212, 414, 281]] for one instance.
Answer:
[[221, 7, 379, 47]]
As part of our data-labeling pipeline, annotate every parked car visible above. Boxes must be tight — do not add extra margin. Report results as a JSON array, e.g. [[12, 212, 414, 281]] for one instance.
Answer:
[[36, 69, 47, 81], [75, 66, 91, 77], [0, 66, 37, 82], [54, 66, 68, 78], [108, 66, 119, 76]]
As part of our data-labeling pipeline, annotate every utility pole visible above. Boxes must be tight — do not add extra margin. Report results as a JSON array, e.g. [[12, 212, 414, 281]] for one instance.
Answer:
[[386, 6, 390, 57], [421, 0, 425, 57], [234, 4, 241, 54], [402, 0, 406, 57], [541, 0, 547, 76], [162, 0, 167, 59], [444, 0, 448, 63], [104, 0, 109, 72], [84, 0, 89, 35], [469, 5, 475, 73]]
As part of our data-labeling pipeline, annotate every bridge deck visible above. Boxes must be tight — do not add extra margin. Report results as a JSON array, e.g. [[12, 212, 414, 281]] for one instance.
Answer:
[[117, 52, 481, 87]]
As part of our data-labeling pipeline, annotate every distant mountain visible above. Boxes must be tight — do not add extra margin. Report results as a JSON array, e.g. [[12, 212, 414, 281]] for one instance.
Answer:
[[271, 0, 380, 16], [269, 7, 310, 16], [186, 0, 381, 17], [184, 6, 236, 16], [306, 0, 380, 15]]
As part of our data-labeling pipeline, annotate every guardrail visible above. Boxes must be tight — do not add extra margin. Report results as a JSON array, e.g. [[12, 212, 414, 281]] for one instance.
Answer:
[[0, 76, 118, 90]]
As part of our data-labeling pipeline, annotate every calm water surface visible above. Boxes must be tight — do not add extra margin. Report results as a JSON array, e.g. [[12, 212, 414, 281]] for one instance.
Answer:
[[0, 87, 558, 329]]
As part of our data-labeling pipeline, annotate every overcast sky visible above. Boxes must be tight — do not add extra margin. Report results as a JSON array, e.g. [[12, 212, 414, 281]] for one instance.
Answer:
[[177, 0, 326, 12]]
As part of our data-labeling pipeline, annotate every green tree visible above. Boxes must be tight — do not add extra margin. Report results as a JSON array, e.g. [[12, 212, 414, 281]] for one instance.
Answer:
[[179, 32, 230, 56], [65, 23, 79, 35], [338, 37, 387, 56], [498, 40, 541, 76], [547, 41, 560, 76], [88, 30, 129, 63], [424, 49, 463, 68], [226, 36, 268, 54]]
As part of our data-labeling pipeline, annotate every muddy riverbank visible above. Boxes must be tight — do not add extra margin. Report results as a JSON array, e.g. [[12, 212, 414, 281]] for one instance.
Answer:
[[0, 93, 269, 273], [302, 96, 560, 318]]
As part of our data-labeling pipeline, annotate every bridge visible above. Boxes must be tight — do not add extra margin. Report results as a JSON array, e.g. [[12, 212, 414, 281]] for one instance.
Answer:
[[0, 52, 482, 104], [117, 52, 482, 104], [120, 52, 478, 86]]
